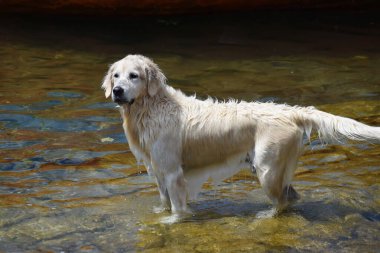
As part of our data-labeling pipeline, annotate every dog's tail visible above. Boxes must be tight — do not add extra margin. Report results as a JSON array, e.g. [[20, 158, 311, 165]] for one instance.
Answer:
[[295, 107, 380, 144]]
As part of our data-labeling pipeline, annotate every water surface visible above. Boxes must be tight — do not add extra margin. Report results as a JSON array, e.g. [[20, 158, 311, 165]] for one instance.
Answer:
[[0, 13, 379, 252]]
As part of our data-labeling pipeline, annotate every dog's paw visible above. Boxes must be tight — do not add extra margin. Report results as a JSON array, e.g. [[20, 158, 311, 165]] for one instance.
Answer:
[[153, 205, 170, 214], [256, 208, 277, 219], [158, 209, 193, 224], [159, 214, 182, 224]]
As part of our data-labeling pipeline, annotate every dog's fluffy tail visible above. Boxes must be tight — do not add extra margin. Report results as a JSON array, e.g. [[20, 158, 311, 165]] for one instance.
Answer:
[[296, 107, 380, 144]]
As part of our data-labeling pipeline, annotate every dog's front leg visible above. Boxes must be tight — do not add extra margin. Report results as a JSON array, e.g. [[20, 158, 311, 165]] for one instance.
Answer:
[[151, 138, 190, 223], [153, 174, 171, 213], [151, 162, 189, 215], [152, 165, 190, 223], [165, 168, 188, 214], [143, 161, 170, 213]]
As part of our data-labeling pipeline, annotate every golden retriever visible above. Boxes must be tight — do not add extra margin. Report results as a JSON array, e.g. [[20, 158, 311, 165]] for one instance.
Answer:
[[101, 54, 380, 222]]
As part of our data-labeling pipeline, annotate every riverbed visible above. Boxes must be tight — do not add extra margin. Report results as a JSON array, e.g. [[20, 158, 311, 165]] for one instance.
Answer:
[[0, 12, 379, 252]]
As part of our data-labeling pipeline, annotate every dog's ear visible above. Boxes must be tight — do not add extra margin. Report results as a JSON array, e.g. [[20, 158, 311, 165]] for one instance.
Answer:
[[101, 63, 115, 98], [145, 61, 166, 97]]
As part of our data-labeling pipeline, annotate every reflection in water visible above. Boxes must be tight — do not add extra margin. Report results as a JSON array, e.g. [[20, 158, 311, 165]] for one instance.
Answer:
[[0, 12, 379, 252]]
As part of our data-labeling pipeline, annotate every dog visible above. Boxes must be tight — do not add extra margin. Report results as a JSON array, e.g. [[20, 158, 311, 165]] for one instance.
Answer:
[[101, 54, 380, 221]]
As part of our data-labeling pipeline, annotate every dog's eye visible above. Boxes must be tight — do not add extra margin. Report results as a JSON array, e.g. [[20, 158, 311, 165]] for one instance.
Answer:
[[129, 73, 138, 79], [113, 73, 119, 78]]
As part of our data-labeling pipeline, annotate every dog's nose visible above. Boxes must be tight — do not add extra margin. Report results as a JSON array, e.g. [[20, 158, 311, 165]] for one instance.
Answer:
[[113, 86, 124, 97]]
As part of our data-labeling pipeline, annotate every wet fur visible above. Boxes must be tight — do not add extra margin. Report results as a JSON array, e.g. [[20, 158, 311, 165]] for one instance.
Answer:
[[102, 55, 380, 220]]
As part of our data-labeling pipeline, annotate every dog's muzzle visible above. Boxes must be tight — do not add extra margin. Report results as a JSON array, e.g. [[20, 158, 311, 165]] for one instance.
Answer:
[[112, 87, 134, 105]]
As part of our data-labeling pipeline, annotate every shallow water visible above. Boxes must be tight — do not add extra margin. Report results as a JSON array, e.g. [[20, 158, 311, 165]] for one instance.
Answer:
[[0, 13, 380, 252]]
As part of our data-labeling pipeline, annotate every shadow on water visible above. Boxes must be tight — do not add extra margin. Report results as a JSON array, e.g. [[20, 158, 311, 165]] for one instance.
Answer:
[[0, 10, 379, 252], [191, 199, 351, 222]]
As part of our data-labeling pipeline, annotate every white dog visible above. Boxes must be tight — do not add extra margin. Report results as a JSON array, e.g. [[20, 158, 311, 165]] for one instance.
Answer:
[[102, 54, 380, 220]]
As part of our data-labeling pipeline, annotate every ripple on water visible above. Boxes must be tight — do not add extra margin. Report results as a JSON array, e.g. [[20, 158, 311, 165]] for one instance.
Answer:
[[0, 113, 105, 132], [47, 91, 84, 99], [0, 100, 63, 112], [0, 161, 40, 172], [40, 149, 120, 162], [0, 140, 42, 150], [84, 102, 117, 110]]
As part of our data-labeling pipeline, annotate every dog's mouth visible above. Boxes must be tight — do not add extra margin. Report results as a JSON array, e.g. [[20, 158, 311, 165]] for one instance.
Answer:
[[127, 99, 135, 105], [114, 98, 135, 106]]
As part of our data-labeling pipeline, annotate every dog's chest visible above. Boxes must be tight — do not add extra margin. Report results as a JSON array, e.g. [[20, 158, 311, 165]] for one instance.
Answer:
[[120, 109, 151, 162]]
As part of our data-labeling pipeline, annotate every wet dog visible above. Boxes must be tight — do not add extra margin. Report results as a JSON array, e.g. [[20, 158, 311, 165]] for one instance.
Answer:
[[102, 55, 380, 222]]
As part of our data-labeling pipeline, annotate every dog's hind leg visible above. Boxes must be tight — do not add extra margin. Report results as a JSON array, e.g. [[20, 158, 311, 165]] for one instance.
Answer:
[[253, 126, 303, 215]]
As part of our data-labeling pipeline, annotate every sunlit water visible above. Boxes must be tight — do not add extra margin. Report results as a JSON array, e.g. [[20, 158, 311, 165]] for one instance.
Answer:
[[0, 13, 379, 252]]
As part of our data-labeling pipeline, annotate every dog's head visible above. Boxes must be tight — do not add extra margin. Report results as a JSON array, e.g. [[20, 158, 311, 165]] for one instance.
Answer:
[[101, 55, 166, 105]]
